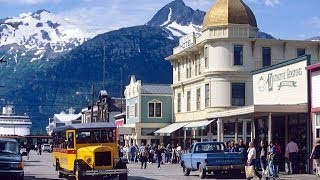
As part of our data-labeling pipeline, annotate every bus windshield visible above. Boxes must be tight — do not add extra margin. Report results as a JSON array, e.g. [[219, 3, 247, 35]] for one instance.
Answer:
[[76, 129, 116, 144]]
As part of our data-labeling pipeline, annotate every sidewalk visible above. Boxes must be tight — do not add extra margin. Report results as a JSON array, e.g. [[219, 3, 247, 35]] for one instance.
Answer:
[[253, 173, 319, 180]]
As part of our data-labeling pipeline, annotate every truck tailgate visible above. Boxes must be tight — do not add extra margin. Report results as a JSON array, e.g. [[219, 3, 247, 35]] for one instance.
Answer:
[[206, 152, 243, 166]]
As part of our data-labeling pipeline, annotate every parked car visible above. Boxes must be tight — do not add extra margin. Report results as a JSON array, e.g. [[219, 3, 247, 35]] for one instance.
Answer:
[[0, 138, 27, 179], [41, 144, 52, 153], [181, 142, 245, 179]]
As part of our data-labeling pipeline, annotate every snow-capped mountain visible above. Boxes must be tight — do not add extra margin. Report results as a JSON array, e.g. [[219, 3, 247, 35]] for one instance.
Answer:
[[146, 0, 275, 40], [146, 0, 205, 37], [0, 9, 109, 62], [307, 36, 320, 41]]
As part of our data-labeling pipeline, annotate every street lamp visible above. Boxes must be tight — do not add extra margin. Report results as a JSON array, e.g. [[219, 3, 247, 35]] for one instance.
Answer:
[[76, 85, 94, 123]]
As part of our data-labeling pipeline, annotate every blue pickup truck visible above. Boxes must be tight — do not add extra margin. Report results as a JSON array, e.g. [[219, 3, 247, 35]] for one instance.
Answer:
[[181, 142, 245, 179]]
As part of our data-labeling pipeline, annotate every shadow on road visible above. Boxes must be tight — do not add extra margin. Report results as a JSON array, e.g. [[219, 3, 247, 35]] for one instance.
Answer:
[[128, 176, 156, 180], [24, 176, 57, 180], [188, 174, 246, 179]]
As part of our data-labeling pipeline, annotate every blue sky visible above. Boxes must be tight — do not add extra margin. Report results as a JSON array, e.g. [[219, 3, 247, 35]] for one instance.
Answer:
[[0, 0, 319, 40]]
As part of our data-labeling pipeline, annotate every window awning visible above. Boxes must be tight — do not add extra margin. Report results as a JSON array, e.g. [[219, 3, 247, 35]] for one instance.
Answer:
[[118, 123, 135, 135], [154, 122, 190, 136], [183, 120, 215, 130]]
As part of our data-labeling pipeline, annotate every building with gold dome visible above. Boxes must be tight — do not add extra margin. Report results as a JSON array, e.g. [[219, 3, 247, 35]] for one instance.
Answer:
[[155, 0, 320, 165]]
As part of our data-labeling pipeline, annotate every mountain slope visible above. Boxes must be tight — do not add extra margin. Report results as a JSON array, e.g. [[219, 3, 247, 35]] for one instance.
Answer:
[[2, 25, 177, 131]]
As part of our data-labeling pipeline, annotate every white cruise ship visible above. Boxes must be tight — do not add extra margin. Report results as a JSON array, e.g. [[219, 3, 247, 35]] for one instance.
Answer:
[[0, 104, 32, 136]]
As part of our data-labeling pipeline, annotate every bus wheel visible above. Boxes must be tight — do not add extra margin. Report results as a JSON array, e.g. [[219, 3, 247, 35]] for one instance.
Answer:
[[119, 173, 128, 180]]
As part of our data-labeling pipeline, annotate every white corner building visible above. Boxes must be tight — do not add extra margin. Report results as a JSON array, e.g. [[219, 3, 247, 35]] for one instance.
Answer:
[[163, 0, 320, 147]]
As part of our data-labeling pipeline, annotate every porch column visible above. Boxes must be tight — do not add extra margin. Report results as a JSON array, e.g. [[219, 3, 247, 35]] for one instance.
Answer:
[[217, 119, 223, 142], [251, 119, 255, 142], [243, 120, 247, 144], [183, 128, 187, 150], [235, 119, 238, 142], [268, 113, 272, 144], [285, 115, 288, 146]]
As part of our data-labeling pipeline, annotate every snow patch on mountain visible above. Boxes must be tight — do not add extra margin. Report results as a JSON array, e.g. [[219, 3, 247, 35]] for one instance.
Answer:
[[147, 0, 205, 37], [0, 9, 109, 55]]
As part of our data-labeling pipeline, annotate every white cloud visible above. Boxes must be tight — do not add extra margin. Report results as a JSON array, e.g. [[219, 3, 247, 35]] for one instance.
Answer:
[[306, 16, 320, 29], [184, 0, 212, 11], [245, 0, 280, 7], [0, 0, 61, 4], [59, 0, 165, 30]]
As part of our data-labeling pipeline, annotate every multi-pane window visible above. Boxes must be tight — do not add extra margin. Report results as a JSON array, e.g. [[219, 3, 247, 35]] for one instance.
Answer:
[[198, 54, 201, 74], [205, 47, 209, 68], [262, 47, 271, 67], [234, 45, 243, 65], [195, 55, 198, 76], [134, 103, 138, 117], [148, 102, 161, 118], [195, 54, 201, 76], [232, 83, 245, 106], [126, 106, 129, 117], [205, 84, 210, 107], [297, 48, 306, 57], [177, 93, 181, 113], [187, 91, 191, 111], [177, 62, 181, 81], [186, 59, 191, 78], [196, 88, 201, 110]]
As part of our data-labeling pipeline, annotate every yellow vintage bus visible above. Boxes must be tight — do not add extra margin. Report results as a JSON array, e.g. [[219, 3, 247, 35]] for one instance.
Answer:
[[52, 123, 128, 180]]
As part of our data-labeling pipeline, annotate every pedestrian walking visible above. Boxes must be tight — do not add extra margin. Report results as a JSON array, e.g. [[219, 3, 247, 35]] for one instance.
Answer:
[[38, 144, 42, 155], [156, 144, 165, 169], [176, 143, 182, 163], [139, 146, 148, 169], [246, 142, 262, 180], [268, 141, 279, 177], [130, 144, 136, 163], [286, 138, 299, 174], [310, 138, 320, 176], [148, 146, 155, 164], [26, 145, 31, 160], [259, 140, 268, 175]]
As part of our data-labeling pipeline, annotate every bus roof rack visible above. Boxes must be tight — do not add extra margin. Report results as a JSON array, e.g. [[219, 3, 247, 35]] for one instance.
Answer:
[[52, 122, 116, 132]]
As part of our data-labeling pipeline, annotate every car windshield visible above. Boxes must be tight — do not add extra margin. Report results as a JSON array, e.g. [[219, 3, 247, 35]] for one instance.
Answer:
[[194, 143, 225, 153], [0, 141, 19, 154]]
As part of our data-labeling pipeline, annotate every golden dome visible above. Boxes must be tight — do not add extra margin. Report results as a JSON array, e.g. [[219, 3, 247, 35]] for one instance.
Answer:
[[202, 0, 257, 30]]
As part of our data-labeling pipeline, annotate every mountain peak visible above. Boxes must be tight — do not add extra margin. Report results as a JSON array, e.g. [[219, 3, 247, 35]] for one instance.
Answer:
[[146, 0, 205, 36], [34, 9, 51, 14]]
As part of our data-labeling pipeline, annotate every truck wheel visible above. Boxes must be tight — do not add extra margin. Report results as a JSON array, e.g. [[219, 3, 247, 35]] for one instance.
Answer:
[[183, 165, 190, 176], [119, 173, 128, 180], [199, 166, 206, 179]]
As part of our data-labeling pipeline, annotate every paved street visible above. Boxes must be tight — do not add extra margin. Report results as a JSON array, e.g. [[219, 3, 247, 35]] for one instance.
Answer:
[[23, 150, 319, 180]]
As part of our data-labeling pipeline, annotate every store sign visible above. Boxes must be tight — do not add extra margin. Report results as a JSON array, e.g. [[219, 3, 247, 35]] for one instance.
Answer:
[[312, 71, 320, 108], [253, 59, 308, 105], [129, 105, 135, 117], [179, 32, 195, 50]]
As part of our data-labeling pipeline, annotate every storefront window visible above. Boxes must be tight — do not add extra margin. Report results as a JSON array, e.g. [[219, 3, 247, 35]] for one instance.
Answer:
[[316, 114, 320, 126], [224, 122, 235, 135]]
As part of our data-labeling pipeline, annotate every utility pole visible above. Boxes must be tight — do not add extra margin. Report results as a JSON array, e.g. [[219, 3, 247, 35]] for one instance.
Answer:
[[120, 67, 123, 113], [91, 84, 94, 123], [103, 46, 106, 90]]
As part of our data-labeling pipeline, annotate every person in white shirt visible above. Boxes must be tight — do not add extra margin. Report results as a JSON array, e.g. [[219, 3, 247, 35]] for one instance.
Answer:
[[285, 138, 299, 174], [247, 142, 262, 180]]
